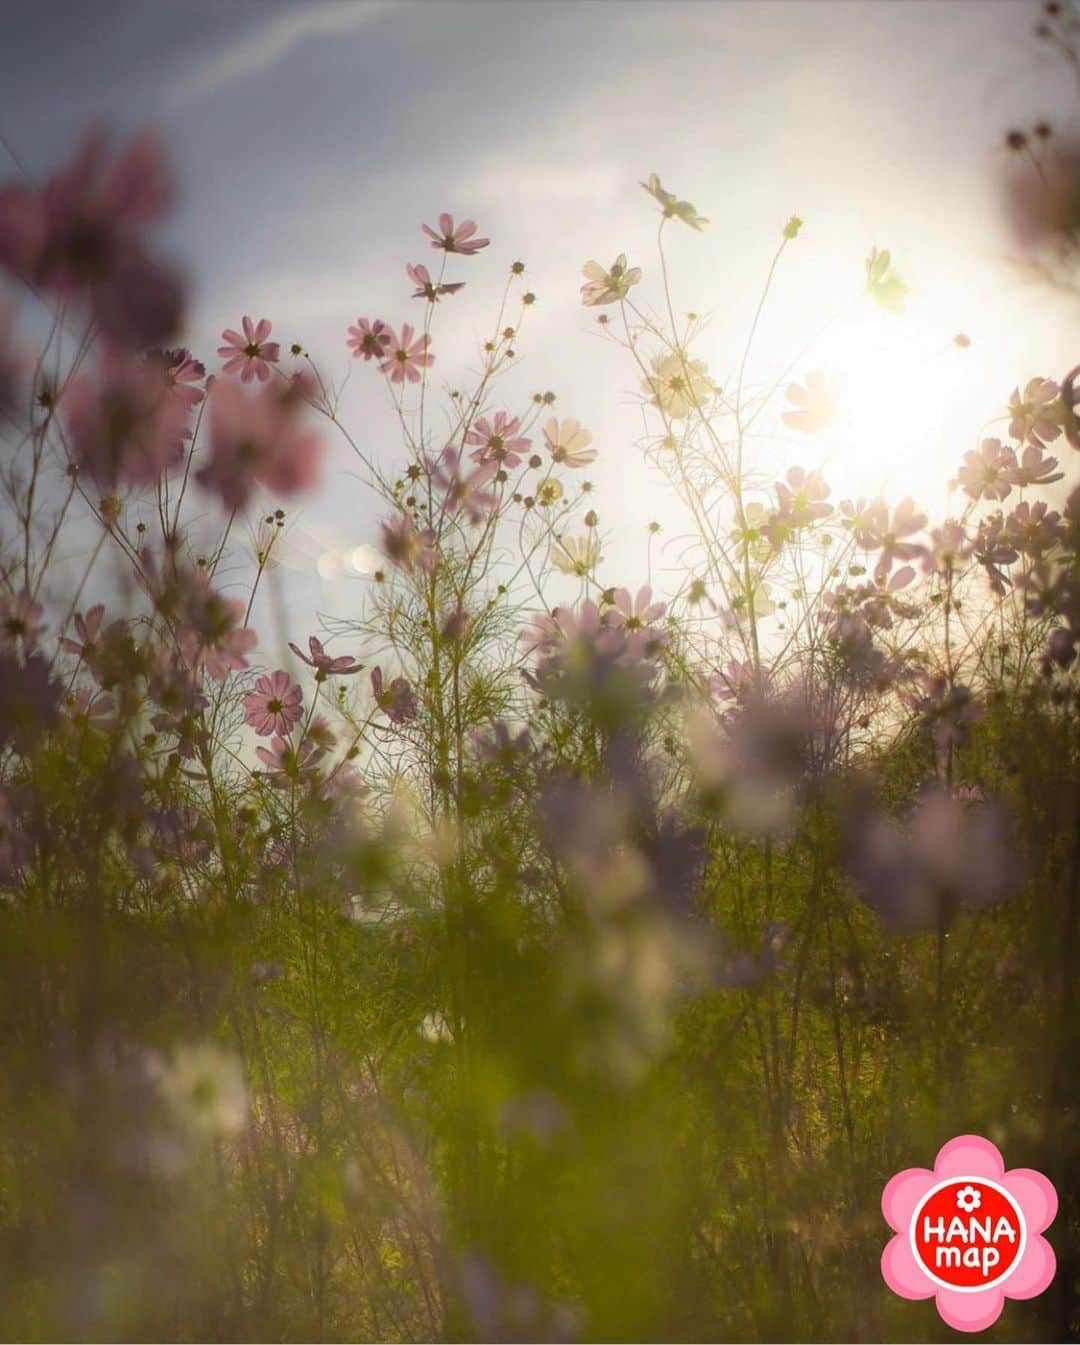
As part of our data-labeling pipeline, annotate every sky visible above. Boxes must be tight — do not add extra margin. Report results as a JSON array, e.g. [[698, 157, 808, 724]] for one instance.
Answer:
[[1, 0, 1077, 637]]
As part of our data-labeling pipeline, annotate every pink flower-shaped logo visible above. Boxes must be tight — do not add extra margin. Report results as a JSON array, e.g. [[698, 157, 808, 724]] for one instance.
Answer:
[[882, 1135, 1057, 1332]]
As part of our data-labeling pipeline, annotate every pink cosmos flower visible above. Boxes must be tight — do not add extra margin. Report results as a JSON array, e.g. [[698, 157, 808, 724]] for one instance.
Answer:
[[0, 590, 45, 654], [956, 438, 1016, 502], [178, 578, 257, 682], [242, 669, 303, 736], [406, 263, 464, 302], [855, 497, 927, 582], [197, 374, 322, 511], [255, 732, 324, 787], [346, 317, 393, 362], [288, 635, 363, 681], [605, 585, 668, 659], [0, 129, 182, 349], [429, 448, 498, 523], [60, 604, 106, 662], [64, 349, 192, 489], [882, 1134, 1056, 1333], [1008, 377, 1061, 447], [465, 411, 531, 468], [217, 316, 281, 383], [1004, 441, 1063, 489], [421, 213, 489, 255], [146, 347, 205, 410], [370, 666, 418, 724], [380, 512, 437, 573], [379, 323, 434, 384], [782, 369, 838, 434]]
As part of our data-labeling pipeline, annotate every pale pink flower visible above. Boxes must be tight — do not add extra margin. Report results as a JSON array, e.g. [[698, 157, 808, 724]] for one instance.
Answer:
[[465, 410, 530, 468], [379, 323, 434, 384], [146, 346, 205, 410], [60, 604, 107, 662], [243, 669, 303, 736], [421, 213, 489, 255], [255, 728, 327, 786], [380, 512, 437, 573], [1004, 441, 1063, 489], [179, 579, 257, 682], [0, 590, 45, 654], [543, 417, 596, 467], [63, 349, 192, 489], [782, 369, 838, 434], [198, 374, 322, 511], [956, 438, 1016, 502], [606, 585, 667, 658], [1008, 377, 1061, 446], [430, 448, 498, 523], [288, 635, 363, 681], [406, 262, 463, 301], [217, 315, 281, 383], [371, 666, 418, 724], [346, 317, 393, 361]]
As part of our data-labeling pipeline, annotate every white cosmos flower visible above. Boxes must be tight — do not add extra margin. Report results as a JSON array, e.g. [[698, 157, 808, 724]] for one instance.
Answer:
[[580, 253, 642, 306], [551, 534, 601, 578], [643, 351, 714, 419], [543, 417, 597, 468]]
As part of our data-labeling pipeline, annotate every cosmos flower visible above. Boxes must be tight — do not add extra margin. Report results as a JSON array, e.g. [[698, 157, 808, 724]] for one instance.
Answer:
[[59, 604, 107, 663], [0, 129, 183, 349], [465, 411, 531, 467], [406, 262, 463, 301], [605, 585, 667, 658], [370, 666, 418, 724], [217, 315, 281, 383], [550, 534, 601, 577], [957, 439, 1017, 502], [346, 317, 394, 361], [1004, 442, 1063, 489], [580, 253, 642, 306], [543, 417, 596, 467], [64, 349, 192, 490], [179, 580, 258, 682], [429, 447, 498, 523], [160, 1043, 248, 1140], [782, 369, 839, 434], [1008, 377, 1061, 446], [379, 323, 434, 384], [288, 635, 363, 680], [197, 374, 322, 511], [242, 670, 303, 736], [380, 512, 438, 572], [640, 173, 709, 230], [0, 590, 45, 654], [421, 213, 489, 255], [643, 350, 714, 419]]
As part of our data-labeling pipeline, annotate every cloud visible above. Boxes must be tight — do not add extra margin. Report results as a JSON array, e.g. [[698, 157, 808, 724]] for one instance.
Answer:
[[163, 0, 403, 108]]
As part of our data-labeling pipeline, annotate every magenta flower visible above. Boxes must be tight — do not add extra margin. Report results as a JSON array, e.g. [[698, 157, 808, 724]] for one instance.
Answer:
[[421, 213, 489, 255], [379, 323, 434, 385], [198, 374, 322, 511], [882, 1134, 1056, 1332], [346, 317, 393, 362], [288, 635, 363, 681], [0, 590, 45, 654], [217, 316, 281, 383], [243, 669, 303, 736], [0, 129, 182, 349], [406, 263, 464, 301], [465, 411, 531, 468], [63, 349, 192, 490], [371, 666, 418, 724]]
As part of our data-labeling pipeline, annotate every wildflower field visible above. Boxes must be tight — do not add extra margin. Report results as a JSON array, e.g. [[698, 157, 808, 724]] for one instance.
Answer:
[[0, 2, 1078, 1341]]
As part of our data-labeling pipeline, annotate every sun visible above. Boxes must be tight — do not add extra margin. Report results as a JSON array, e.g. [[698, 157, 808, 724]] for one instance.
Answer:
[[806, 301, 975, 514]]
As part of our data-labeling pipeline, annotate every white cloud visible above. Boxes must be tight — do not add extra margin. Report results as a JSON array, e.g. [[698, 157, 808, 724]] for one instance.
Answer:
[[164, 0, 403, 108]]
